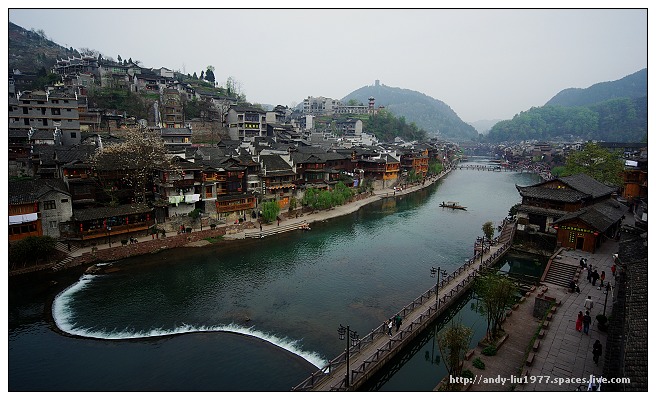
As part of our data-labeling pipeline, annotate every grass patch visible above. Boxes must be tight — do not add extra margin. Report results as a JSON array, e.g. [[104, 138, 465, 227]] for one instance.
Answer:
[[205, 236, 224, 244], [473, 357, 485, 370]]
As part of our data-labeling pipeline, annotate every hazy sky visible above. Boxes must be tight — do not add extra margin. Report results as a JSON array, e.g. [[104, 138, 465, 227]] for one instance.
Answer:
[[7, 6, 648, 122]]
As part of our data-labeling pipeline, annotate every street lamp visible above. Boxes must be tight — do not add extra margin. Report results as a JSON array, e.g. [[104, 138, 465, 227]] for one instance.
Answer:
[[338, 324, 359, 388], [430, 267, 447, 309]]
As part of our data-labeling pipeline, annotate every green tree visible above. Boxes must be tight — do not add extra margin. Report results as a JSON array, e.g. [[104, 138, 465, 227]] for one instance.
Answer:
[[205, 65, 216, 85], [260, 201, 280, 223], [9, 236, 57, 269], [482, 221, 495, 241], [428, 161, 444, 175], [562, 142, 624, 187], [474, 274, 517, 340], [436, 322, 473, 383], [288, 196, 297, 215]]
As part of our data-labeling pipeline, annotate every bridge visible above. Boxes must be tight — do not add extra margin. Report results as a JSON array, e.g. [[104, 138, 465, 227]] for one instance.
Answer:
[[293, 219, 517, 391]]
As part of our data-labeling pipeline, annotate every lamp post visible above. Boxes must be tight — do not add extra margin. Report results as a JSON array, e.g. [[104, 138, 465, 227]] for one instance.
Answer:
[[430, 267, 447, 309], [338, 324, 359, 388], [603, 282, 612, 315]]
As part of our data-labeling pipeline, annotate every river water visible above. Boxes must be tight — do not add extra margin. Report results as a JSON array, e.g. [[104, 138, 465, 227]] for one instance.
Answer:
[[8, 157, 543, 391]]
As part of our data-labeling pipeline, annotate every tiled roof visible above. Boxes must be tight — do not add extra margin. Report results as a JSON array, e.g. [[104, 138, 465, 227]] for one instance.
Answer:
[[517, 186, 588, 203], [557, 174, 616, 198], [260, 154, 293, 172], [73, 203, 153, 221], [9, 178, 70, 205], [554, 199, 628, 232]]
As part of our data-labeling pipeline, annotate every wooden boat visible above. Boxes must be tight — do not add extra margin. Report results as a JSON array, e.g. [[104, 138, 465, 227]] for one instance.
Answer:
[[439, 201, 467, 210]]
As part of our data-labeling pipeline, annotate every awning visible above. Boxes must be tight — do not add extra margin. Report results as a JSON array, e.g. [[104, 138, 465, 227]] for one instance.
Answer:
[[9, 213, 38, 225]]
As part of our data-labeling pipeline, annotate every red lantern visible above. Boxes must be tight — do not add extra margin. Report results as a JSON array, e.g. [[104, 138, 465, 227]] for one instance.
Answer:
[[79, 224, 83, 232], [594, 231, 599, 236], [553, 225, 559, 230]]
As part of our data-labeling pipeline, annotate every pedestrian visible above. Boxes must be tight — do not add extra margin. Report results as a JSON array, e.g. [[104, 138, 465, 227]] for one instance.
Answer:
[[599, 271, 606, 288], [611, 264, 616, 278], [583, 311, 592, 335], [67, 243, 71, 252], [576, 311, 584, 332], [592, 339, 603, 364], [604, 282, 611, 295], [587, 263, 593, 282], [584, 295, 594, 313], [591, 269, 600, 286], [387, 319, 393, 337], [260, 223, 263, 232], [394, 314, 402, 332]]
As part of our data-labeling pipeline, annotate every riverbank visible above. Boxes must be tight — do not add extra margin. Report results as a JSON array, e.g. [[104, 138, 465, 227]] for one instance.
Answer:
[[12, 168, 453, 277]]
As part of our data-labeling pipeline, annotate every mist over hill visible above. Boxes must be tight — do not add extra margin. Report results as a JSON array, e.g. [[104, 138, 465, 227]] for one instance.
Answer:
[[487, 69, 647, 143], [342, 82, 478, 140]]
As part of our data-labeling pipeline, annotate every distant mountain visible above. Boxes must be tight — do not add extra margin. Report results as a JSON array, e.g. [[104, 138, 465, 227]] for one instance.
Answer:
[[342, 83, 478, 140], [545, 68, 646, 107], [9, 21, 79, 73], [487, 69, 648, 143], [468, 119, 502, 135]]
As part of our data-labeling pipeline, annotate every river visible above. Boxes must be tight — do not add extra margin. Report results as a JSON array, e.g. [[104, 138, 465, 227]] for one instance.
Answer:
[[8, 157, 543, 391]]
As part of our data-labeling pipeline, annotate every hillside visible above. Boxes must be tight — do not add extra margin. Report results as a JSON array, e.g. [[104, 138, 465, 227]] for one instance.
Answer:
[[9, 21, 79, 73], [545, 68, 646, 107], [486, 96, 647, 143], [342, 83, 478, 140]]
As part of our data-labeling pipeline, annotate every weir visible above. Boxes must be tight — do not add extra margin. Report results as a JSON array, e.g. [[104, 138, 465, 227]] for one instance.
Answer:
[[293, 219, 517, 391]]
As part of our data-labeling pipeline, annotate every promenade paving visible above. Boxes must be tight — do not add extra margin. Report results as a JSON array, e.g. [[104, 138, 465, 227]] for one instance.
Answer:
[[519, 239, 619, 392], [457, 232, 621, 392]]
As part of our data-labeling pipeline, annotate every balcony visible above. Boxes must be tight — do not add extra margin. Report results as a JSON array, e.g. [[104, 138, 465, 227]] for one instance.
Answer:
[[63, 221, 151, 241]]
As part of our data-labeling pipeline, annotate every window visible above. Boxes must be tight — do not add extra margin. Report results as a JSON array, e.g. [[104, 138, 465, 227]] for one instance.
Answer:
[[61, 198, 69, 203], [52, 108, 61, 115], [43, 200, 56, 210], [49, 221, 58, 229], [70, 132, 76, 138]]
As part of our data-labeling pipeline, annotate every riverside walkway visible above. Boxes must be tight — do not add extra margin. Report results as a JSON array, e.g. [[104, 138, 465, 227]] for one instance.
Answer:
[[293, 220, 517, 391]]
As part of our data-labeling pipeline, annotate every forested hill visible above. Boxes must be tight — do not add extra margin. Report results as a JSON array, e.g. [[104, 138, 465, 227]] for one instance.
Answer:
[[342, 83, 478, 140], [545, 68, 646, 107], [487, 96, 647, 143], [9, 22, 79, 73]]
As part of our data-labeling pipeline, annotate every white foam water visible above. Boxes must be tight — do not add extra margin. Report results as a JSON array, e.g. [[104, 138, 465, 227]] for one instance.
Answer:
[[52, 275, 328, 369]]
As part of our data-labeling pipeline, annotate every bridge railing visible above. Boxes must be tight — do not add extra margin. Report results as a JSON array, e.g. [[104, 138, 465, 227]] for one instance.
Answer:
[[292, 222, 516, 391]]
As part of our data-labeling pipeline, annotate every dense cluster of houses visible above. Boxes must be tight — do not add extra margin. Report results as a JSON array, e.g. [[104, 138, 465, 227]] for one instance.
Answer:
[[8, 56, 459, 247]]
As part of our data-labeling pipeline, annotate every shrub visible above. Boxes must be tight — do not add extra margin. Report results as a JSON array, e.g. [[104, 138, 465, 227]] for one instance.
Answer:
[[461, 369, 475, 379], [482, 345, 497, 356], [473, 357, 485, 370]]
